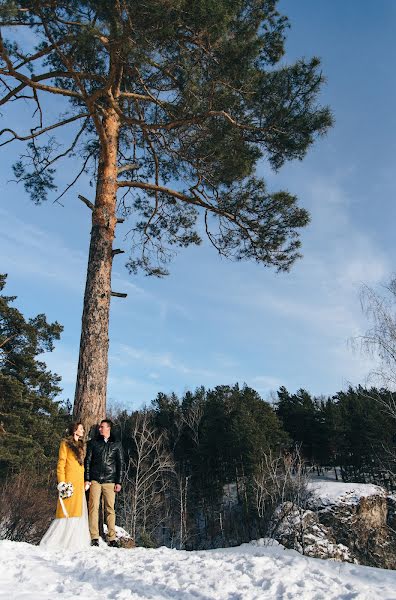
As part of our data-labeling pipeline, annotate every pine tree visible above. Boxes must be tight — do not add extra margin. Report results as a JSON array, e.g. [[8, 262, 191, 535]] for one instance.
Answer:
[[0, 1, 332, 429], [275, 386, 317, 460], [0, 274, 69, 477]]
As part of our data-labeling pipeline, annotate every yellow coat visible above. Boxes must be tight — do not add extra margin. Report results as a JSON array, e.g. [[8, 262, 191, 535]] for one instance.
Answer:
[[56, 439, 85, 519]]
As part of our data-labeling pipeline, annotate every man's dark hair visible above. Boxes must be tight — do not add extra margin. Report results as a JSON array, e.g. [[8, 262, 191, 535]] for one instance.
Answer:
[[100, 419, 113, 428]]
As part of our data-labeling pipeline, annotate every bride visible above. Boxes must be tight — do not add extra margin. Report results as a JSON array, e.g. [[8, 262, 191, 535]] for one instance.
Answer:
[[40, 422, 91, 551]]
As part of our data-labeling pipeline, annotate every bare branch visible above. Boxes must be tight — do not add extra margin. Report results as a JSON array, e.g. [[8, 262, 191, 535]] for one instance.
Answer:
[[0, 35, 85, 100], [78, 194, 94, 211], [204, 209, 227, 257], [117, 180, 234, 220], [117, 108, 275, 133], [53, 152, 93, 204], [0, 112, 90, 146], [44, 118, 89, 167], [119, 91, 154, 102], [32, 6, 106, 146], [117, 163, 140, 175], [0, 81, 28, 105], [12, 37, 75, 69]]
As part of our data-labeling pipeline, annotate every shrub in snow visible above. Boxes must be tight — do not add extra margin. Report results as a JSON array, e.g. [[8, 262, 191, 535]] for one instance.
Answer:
[[0, 470, 54, 544]]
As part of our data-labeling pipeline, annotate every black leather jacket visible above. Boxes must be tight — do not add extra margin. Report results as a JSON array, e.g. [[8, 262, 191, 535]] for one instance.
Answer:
[[85, 435, 125, 485]]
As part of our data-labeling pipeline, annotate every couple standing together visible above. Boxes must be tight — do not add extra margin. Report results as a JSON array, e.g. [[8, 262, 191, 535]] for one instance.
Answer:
[[41, 419, 125, 551]]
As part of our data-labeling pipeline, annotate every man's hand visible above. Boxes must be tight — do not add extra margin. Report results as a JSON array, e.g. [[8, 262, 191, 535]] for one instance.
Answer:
[[84, 481, 91, 492], [114, 484, 121, 493]]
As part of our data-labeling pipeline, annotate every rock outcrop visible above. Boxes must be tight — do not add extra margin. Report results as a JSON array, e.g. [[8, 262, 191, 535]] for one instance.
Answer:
[[272, 502, 354, 563], [273, 481, 396, 569]]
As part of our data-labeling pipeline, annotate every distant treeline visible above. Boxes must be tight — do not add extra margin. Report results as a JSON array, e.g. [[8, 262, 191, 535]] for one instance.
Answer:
[[2, 274, 396, 547], [107, 383, 396, 548], [275, 385, 396, 481]]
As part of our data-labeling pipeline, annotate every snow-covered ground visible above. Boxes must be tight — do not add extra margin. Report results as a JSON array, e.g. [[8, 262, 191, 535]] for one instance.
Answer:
[[1, 480, 395, 599], [307, 480, 386, 507], [1, 537, 396, 600]]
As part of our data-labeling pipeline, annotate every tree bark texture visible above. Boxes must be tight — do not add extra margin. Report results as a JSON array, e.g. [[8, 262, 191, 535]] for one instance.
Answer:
[[73, 110, 120, 434]]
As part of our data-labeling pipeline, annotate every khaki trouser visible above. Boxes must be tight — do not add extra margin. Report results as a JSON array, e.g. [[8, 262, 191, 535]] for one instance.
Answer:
[[88, 481, 116, 541]]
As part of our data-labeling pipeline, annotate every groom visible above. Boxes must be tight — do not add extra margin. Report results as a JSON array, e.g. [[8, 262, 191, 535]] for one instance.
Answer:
[[85, 419, 125, 547]]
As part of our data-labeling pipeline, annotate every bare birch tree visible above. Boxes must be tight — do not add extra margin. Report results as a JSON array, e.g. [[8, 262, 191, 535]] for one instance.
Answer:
[[358, 279, 396, 394], [119, 410, 174, 543], [252, 447, 310, 537]]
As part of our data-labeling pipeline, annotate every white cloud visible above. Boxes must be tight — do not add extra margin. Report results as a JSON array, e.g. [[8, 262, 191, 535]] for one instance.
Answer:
[[326, 340, 380, 392], [250, 375, 284, 392], [0, 208, 86, 290], [211, 353, 239, 369], [221, 172, 389, 341], [41, 345, 78, 401], [107, 374, 158, 410], [2, 164, 390, 408], [115, 343, 217, 379], [111, 270, 192, 322]]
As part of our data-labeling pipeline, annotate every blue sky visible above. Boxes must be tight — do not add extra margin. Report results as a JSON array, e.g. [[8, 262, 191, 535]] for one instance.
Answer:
[[1, 1, 395, 411]]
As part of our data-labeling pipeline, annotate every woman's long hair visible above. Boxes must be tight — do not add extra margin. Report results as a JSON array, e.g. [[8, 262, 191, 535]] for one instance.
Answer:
[[67, 421, 83, 437], [65, 421, 85, 464]]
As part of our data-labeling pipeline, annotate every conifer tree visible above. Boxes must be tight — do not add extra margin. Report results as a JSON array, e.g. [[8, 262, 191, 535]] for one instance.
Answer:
[[0, 1, 332, 429], [0, 274, 68, 477]]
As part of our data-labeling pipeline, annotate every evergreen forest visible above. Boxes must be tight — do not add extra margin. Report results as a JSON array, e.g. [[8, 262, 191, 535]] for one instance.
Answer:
[[1, 275, 395, 548]]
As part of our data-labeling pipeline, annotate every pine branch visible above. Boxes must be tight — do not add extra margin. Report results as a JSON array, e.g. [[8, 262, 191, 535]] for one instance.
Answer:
[[117, 180, 235, 221], [0, 113, 90, 146]]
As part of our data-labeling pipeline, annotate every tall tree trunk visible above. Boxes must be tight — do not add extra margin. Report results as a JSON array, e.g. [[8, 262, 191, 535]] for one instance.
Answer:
[[73, 110, 120, 434]]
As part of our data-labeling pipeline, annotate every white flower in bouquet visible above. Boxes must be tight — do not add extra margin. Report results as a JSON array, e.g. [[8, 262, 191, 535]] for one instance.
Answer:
[[57, 482, 74, 499]]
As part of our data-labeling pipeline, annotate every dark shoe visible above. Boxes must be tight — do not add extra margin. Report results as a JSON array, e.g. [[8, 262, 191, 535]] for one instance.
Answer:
[[108, 539, 120, 548], [91, 539, 99, 547]]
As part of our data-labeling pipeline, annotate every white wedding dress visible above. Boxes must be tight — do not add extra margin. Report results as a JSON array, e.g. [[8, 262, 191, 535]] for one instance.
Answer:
[[40, 491, 91, 551]]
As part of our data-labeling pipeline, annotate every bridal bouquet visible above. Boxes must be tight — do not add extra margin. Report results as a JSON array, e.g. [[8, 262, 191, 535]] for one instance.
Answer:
[[57, 481, 74, 499]]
